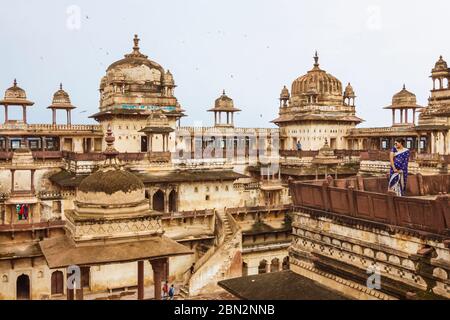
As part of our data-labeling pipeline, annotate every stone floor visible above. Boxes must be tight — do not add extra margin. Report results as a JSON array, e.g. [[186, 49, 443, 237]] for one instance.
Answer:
[[53, 282, 238, 300]]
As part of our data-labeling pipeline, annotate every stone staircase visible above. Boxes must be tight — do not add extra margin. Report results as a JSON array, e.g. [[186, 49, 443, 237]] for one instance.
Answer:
[[180, 209, 242, 297]]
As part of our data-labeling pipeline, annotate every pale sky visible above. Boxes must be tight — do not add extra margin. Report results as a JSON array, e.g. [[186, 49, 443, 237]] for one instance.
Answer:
[[0, 0, 449, 128]]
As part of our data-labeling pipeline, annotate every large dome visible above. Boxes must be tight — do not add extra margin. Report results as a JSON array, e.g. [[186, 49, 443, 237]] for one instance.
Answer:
[[105, 34, 165, 84], [79, 167, 144, 195], [291, 53, 343, 97]]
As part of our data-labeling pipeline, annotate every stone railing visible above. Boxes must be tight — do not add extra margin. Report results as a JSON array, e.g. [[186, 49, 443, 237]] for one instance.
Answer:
[[0, 123, 102, 132], [289, 175, 450, 235], [187, 210, 242, 296]]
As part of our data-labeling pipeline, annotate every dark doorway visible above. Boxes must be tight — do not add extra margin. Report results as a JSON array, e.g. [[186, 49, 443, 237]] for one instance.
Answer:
[[258, 260, 268, 274], [81, 267, 90, 289], [242, 262, 248, 276], [141, 136, 148, 152], [152, 190, 165, 212], [282, 256, 290, 270], [51, 271, 64, 295], [16, 274, 30, 300], [168, 190, 177, 213]]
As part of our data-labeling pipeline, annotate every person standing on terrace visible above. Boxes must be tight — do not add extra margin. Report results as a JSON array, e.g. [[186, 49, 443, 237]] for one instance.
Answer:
[[388, 138, 410, 196]]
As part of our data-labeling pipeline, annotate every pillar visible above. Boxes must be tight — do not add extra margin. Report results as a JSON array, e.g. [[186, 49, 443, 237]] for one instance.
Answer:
[[137, 260, 144, 300], [4, 105, 8, 123], [11, 169, 15, 193], [52, 109, 56, 125], [30, 170, 35, 194], [22, 105, 27, 124], [392, 109, 395, 125], [413, 109, 416, 125], [150, 258, 166, 300], [231, 112, 234, 126]]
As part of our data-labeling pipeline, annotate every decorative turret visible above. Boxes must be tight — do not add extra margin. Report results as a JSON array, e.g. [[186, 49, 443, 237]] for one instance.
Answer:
[[103, 124, 120, 164], [279, 85, 290, 107], [431, 56, 450, 90], [0, 79, 34, 124], [207, 90, 241, 127], [344, 83, 356, 106], [48, 83, 76, 125], [384, 85, 422, 126]]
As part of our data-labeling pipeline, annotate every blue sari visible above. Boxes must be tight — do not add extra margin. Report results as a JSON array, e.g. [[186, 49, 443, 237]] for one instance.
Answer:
[[388, 147, 410, 196]]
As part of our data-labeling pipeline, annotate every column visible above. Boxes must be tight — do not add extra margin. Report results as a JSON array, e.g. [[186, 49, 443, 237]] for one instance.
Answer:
[[150, 258, 166, 300], [11, 169, 15, 193], [162, 135, 165, 152], [22, 106, 27, 124], [4, 105, 8, 123], [400, 109, 403, 123], [214, 112, 217, 126], [413, 109, 416, 125], [52, 109, 56, 125], [226, 112, 229, 125], [31, 170, 35, 194], [66, 110, 70, 125], [231, 112, 234, 126], [392, 109, 395, 125], [137, 260, 144, 300], [443, 131, 448, 155], [405, 109, 408, 124], [149, 134, 153, 152]]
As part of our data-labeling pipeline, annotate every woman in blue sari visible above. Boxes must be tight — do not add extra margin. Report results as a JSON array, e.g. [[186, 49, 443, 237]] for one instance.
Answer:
[[388, 138, 410, 196]]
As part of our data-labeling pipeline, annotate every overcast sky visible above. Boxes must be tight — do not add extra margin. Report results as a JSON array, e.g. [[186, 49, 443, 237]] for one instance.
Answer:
[[0, 0, 449, 128]]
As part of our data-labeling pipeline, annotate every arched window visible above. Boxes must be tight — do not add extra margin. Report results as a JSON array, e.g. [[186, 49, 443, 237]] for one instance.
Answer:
[[168, 190, 177, 213], [51, 271, 64, 295], [270, 258, 280, 273], [152, 190, 165, 212], [16, 274, 30, 300], [258, 260, 268, 274]]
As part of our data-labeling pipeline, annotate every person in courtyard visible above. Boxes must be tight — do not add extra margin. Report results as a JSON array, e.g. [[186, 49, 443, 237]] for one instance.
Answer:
[[168, 284, 175, 300], [388, 138, 410, 196], [162, 281, 168, 300], [296, 140, 302, 151]]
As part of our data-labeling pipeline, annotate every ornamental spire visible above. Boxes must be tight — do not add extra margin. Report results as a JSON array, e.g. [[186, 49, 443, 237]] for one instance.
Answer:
[[313, 51, 319, 67], [103, 124, 119, 165]]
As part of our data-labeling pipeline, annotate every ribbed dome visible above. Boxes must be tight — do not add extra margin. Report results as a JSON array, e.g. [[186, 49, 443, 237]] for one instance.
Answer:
[[0, 79, 34, 106], [291, 53, 343, 97], [78, 168, 144, 195]]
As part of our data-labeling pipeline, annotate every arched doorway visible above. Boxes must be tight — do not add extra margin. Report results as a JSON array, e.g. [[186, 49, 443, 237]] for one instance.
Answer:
[[242, 262, 248, 276], [168, 190, 177, 213], [16, 274, 30, 300], [282, 256, 290, 270], [258, 260, 268, 274], [270, 258, 280, 273], [152, 190, 165, 212], [51, 271, 64, 295]]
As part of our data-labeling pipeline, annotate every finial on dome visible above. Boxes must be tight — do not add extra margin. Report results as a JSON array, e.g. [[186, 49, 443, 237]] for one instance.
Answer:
[[313, 51, 319, 67], [60, 83, 63, 90], [403, 84, 406, 90], [133, 34, 140, 51], [223, 89, 226, 95], [13, 79, 17, 87], [103, 124, 119, 163]]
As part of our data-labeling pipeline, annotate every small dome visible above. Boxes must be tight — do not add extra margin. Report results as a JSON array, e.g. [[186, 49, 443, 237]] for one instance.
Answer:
[[392, 85, 418, 107], [78, 167, 144, 195], [344, 83, 355, 97], [280, 85, 290, 99], [1, 79, 34, 106], [146, 108, 170, 127], [49, 84, 75, 109], [215, 90, 234, 109], [163, 70, 175, 86], [433, 55, 448, 73]]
